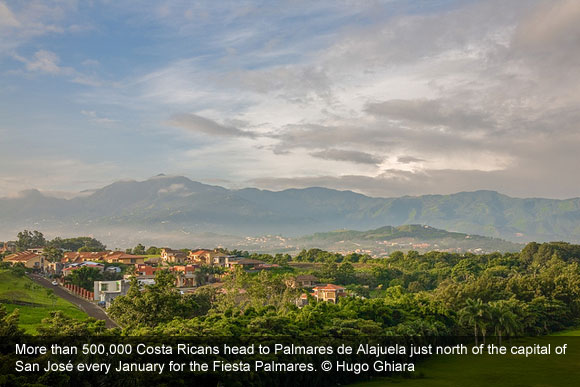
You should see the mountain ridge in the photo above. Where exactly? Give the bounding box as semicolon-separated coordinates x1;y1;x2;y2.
1;175;580;246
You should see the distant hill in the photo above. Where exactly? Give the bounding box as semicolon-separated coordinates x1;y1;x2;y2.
291;224;523;255
0;175;579;247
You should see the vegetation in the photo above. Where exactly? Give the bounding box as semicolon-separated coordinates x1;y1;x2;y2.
64;266;123;291
0;268;87;333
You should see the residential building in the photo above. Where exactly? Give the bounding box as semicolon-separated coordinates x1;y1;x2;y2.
225;258;265;269
94;280;130;307
0;241;16;254
286;274;319;288
160;248;188;264
311;284;346;303
104;252;145;265
62;251;110;263
4;251;46;270
62;261;105;276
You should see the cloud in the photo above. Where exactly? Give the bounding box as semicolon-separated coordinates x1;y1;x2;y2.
310;148;384;165
81;110;117;125
397;156;425;164
23;49;65;74
168;113;258;138
0;2;20;28
365;99;494;131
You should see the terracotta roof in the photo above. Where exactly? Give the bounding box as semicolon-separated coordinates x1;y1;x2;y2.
190;249;213;255
5;251;40;262
313;284;345;290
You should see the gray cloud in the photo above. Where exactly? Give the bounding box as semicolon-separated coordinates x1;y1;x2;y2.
397;156;425;164
365;99;494;131
168;113;258;138
310;149;384;165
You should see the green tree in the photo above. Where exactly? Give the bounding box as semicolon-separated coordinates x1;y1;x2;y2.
0;304;23;336
44;246;63;263
459;298;488;345
65;267;103;291
133;244;146;255
489;300;519;345
16;230;46;251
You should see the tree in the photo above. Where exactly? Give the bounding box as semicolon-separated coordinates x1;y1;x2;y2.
37;311;106;336
336;262;355;284
459;298;488;345
108;271;202;328
146;246;161;255
44;246;63;263
16;230;46;251
133;244;146;255
489;300;519;345
0;304;23;336
65;267;103;291
49;236;106;252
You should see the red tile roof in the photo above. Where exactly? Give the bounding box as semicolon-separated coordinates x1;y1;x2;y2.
313;284;345;290
5;251;40;262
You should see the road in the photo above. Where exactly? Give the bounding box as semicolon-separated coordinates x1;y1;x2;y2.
28;274;118;328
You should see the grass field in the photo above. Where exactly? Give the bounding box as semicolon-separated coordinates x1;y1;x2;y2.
0;269;87;333
351;331;580;387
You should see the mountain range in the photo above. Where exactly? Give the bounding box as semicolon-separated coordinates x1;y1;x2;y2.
0;175;579;247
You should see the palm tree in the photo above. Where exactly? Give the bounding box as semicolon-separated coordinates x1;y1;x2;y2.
489;300;520;345
459;298;487;346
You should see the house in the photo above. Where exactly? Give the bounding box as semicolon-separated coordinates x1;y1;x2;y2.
93;280;130;307
46;262;64;276
4;251;46;270
226;258;265;269
172;265;199;288
62;261;105;276
105;266;122;273
62;251;110;263
134;264;162;277
311;284;346;303
188;249;219;264
287;274;319;288
160;248;188;264
0;241;16;254
296;293;309;308
104;252;145;265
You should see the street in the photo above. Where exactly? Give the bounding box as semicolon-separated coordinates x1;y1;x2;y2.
28;274;118;328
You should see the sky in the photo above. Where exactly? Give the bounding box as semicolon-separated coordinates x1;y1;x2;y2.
1;0;579;199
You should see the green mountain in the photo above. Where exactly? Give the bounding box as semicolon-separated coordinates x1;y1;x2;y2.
292;224;523;255
0;175;579;247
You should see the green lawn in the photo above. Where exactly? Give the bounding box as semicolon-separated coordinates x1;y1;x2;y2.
351;331;580;387
0;269;87;333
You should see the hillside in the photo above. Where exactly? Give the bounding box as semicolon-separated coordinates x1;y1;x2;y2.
0;269;87;333
1;175;579;246
291;225;523;255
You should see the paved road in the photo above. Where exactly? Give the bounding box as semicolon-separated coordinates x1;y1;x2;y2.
28;274;118;328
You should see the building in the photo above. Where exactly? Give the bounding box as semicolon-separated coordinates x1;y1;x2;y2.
189;249;218;264
62;251;110;263
160;248;188;264
93;280;130;307
4;251;46;270
104;252;145;265
62;262;105;277
172;265;199;288
226;258;265;269
134;264;162;277
311;284;346;303
287;274;319;288
0;241;16;254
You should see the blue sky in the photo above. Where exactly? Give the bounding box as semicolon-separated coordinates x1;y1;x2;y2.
1;0;580;199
